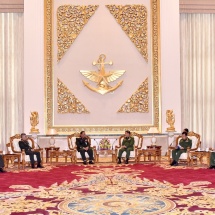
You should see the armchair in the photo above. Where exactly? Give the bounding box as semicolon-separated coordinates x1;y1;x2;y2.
8;134;43;169
168;131;201;165
115;132;143;163
67;133;97;164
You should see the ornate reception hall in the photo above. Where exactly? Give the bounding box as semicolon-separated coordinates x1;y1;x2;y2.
0;0;215;214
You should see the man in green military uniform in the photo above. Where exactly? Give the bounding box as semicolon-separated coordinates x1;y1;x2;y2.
117;130;134;164
171;132;192;166
209;152;215;169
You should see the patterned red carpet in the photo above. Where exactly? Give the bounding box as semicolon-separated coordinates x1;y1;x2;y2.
0;163;215;214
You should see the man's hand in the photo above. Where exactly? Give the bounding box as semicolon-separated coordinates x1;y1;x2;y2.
84;147;89;151
180;147;184;149
122;146;126;148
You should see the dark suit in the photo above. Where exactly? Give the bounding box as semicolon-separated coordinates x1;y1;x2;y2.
76;138;94;161
0;155;4;168
18;140;41;164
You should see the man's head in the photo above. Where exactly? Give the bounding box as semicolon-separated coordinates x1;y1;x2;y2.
21;133;27;141
182;131;188;140
125;130;131;137
183;128;189;133
80;131;86;138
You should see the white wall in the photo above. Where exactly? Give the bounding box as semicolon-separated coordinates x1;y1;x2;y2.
24;0;44;133
160;0;181;133
24;0;181;134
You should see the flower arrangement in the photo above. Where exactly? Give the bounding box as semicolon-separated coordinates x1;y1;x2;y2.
99;137;111;150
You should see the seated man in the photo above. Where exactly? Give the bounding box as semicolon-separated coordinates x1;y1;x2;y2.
19;133;44;169
209;151;215;169
76;131;94;165
183;128;189;133
117;130;134;164
0;154;6;173
171;132;192;166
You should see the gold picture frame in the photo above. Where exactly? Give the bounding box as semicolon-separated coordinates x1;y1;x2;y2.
44;0;161;134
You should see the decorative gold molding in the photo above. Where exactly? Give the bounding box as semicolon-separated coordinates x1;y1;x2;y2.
57;5;98;61
106;4;148;62
57;79;90;114
118;78;149;113
44;0;161;134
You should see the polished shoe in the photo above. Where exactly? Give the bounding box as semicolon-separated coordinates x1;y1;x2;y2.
170;160;176;166
173;162;178;166
125;158;129;164
37;164;44;168
117;158;121;164
31;164;35;169
0;168;6;173
209;165;215;169
89;161;94;164
83;161;87;165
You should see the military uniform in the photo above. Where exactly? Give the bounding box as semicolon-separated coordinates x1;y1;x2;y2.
76;138;94;161
0;155;4;168
209;152;215;166
19;140;42;165
118;137;134;159
172;138;192;162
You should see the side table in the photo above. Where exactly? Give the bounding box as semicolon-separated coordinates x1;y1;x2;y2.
45;147;60;163
2;154;21;169
96;150;116;163
137;148;161;163
50;150;74;164
189;151;210;167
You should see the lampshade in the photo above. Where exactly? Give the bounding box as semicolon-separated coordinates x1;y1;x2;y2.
148;127;159;134
47;128;58;135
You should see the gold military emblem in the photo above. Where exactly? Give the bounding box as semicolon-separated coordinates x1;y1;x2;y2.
80;54;126;95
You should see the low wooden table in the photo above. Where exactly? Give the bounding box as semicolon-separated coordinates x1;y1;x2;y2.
2;154;21;169
137;148;161;163
45;147;60;163
189;151;210;167
50;150;74;164
96;150;116;162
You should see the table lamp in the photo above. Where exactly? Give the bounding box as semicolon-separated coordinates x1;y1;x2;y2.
148;127;159;145
47;128;58;147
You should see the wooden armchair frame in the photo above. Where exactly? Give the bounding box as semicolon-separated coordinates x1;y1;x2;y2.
115;132;143;163
67;133;97;164
168;131;201;166
9;134;43;169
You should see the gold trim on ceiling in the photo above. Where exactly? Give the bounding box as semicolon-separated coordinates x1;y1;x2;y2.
44;0;161;134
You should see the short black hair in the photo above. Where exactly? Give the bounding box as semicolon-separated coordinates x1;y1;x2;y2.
184;128;189;133
125;130;131;134
182;131;188;136
80;131;85;135
21;133;26;138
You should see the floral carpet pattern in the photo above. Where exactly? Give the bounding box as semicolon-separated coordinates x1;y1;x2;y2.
0;164;215;214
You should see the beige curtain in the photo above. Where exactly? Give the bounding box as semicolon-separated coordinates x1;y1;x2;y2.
180;13;215;149
0;13;24;150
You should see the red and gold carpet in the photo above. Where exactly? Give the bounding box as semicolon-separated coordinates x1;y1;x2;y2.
0;162;215;214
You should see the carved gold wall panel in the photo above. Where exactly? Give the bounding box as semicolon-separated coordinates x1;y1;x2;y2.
57;5;98;61
106;4;148;62
44;0;161;134
57;79;90;114
118;78;149;113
